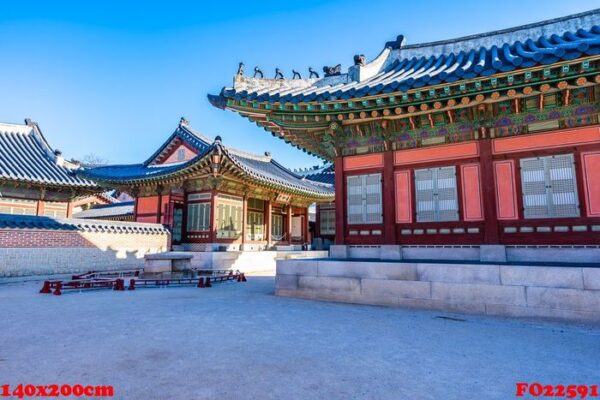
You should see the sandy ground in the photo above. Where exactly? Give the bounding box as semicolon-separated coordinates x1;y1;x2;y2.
1;276;599;400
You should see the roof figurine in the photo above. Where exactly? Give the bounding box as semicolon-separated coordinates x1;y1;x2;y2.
208;9;600;159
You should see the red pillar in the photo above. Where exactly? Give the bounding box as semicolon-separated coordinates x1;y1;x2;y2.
334;156;345;245
303;207;310;246
156;189;163;224
209;190;217;243
383;151;397;244
66;201;74;218
265;199;272;247
36;200;45;216
286;205;293;244
479;139;500;244
241;195;248;247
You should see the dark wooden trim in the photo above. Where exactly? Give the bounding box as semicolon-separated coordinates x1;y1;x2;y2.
334;157;345;245
382;151;396;244
479;139;500;243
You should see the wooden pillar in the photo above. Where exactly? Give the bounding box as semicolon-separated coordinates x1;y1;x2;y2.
286;204;293;244
66;201;74;218
383;151;397;244
156;187;163;224
303;206;310;247
209;190;217;243
265;199;272;247
241;195;248;248
36;200;45;216
334;156;345;244
479;139;500;244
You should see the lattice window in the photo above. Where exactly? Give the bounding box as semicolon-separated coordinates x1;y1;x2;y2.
414;166;459;222
187;203;211;231
271;214;284;240
247;211;264;241
177;148;186;161
215;197;242;239
520;154;580;219
320;209;336;235
346;173;382;225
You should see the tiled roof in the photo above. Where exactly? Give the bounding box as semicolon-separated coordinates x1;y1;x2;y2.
0;120;95;188
210;9;600;105
0;213;167;234
144;118;211;165
80;120;334;199
73;201;134;219
293;164;335;186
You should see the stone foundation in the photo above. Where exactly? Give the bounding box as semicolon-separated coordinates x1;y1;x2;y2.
188;250;328;274
276;259;600;323
329;244;600;264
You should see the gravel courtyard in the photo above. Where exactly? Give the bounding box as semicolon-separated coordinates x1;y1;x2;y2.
1;276;599;399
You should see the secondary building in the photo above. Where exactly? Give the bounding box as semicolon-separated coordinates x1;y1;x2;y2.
81;118;334;250
209;9;600;247
0;119;97;217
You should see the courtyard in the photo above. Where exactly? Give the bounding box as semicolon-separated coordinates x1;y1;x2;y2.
1;276;599;400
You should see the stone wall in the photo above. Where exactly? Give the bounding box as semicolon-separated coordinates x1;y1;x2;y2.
276;259;600;323
330;244;600;263
0;219;170;278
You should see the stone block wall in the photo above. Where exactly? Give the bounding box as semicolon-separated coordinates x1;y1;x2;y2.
276;259;600;323
0;220;169;277
330;244;600;264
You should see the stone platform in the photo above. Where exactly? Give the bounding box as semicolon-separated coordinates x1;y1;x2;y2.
144;250;328;275
276;258;600;324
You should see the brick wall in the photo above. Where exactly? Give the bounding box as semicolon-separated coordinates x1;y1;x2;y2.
0;224;170;278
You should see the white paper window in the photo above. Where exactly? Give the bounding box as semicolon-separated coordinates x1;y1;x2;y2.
292;216;303;240
271;214;284;240
247;211;264;241
346;173;382;224
215;197;242;239
520;154;579;219
187;203;211;231
177;148;186;161
414;166;459;222
320;209;336;235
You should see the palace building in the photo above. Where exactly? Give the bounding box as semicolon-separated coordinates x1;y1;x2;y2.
0;119;97;217
81;118;334;250
209;10;600;247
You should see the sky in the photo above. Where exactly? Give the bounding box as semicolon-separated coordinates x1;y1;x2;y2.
0;0;598;168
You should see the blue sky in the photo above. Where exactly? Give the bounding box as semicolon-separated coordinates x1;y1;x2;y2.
1;1;598;168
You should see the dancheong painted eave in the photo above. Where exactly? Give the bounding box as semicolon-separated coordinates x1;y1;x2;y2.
79;119;334;200
208;9;600;160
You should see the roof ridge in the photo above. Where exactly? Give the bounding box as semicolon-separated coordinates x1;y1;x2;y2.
225;146;273;162
178;121;213;145
402;8;600;51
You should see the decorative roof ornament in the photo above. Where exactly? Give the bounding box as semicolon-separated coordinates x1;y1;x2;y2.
179;116;188;126
274;68;284;79
253;67;263;78
292;70;302;79
385;34;405;50
353;54;366;66
323;64;342;77
308;67;319;79
237;62;244;76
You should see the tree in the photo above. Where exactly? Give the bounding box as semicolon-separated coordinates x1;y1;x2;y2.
79;153;109;167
